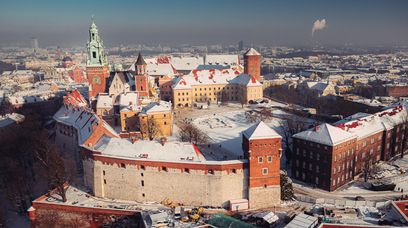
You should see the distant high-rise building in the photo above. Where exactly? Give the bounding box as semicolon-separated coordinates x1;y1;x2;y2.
31;37;39;50
238;40;244;51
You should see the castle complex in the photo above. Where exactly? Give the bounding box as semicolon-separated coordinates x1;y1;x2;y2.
51;19;281;210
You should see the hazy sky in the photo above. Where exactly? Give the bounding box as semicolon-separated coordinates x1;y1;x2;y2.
0;0;407;47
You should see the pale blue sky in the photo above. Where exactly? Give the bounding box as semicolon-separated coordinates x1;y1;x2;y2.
0;0;407;47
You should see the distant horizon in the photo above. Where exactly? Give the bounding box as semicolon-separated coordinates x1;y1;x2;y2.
0;0;407;48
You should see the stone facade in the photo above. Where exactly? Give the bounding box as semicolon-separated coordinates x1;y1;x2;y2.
83;157;248;208
249;186;280;209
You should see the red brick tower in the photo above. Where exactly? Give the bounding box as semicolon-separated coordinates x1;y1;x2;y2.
244;48;261;82
134;53;149;97
242;121;281;209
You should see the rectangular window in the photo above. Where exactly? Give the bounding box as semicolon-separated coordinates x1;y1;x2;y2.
258;157;263;163
267;156;272;163
262;168;268;175
141;180;144;186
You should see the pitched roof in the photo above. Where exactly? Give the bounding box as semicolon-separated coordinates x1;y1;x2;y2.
243;121;281;140
293;123;355;146
230;73;261;87
135;53;146;65
244;48;260;56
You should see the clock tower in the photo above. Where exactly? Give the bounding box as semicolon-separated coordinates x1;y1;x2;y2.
86;17;110;100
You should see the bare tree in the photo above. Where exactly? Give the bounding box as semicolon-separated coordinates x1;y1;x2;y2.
362;161;374;182
178;119;210;145
33;134;71;202
244;110;259;123
259;107;273;121
143;116;160;140
279;118;307;165
0;99;14;116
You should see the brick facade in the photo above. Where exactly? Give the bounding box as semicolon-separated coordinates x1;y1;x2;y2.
244;55;261;82
87;65;110;99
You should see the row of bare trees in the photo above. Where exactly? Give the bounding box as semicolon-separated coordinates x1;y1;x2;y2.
178;119;210;145
0;112;72;220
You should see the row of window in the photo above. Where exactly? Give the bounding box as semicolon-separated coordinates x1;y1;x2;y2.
258;156;273;164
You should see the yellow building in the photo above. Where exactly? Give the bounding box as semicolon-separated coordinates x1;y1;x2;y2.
172;68;263;108
138;101;173;139
119;100;173;139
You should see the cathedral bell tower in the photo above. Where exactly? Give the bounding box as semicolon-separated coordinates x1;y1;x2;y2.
134;53;149;98
86;17;110;100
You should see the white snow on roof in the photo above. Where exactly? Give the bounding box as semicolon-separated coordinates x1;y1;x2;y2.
244;48;260;56
375;105;407;130
93;137;205;163
169;56;204;71
230;73;262;87
293;123;356;146
119;92;138;109
172;68;260;90
96;94;113;109
54;106;98;144
0;113;25;128
54;105;119;145
243;121;281;140
306;82;331;92
336;115;384;139
204;54;239;66
140;100;171;114
129;58;176;77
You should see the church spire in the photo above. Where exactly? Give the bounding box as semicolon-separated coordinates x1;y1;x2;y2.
86;17;108;66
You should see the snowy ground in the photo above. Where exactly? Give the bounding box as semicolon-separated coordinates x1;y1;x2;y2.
188;104;314;164
192;110;284;160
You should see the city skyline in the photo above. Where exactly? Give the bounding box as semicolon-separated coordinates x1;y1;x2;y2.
0;0;407;47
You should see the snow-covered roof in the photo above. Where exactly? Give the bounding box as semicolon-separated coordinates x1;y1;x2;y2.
204;54;240;66
129;58;176;77
169;56;204;71
244;48;260;56
140;100;171;115
306;82;331;92
243;121;281;140
93;137;206;163
54;107;98;144
96;94;113;109
335;115;384;139
54;106;118;145
119;92;138;108
375;105;407;130
293;123;356;146
0;113;25;128
230;73;262;87
171;67;259;90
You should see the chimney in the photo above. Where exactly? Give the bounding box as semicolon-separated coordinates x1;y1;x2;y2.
160;137;167;146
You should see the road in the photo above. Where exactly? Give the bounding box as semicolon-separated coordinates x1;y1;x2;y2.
293;182;405;202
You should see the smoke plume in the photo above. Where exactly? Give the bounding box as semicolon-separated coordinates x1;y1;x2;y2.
312;19;327;37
